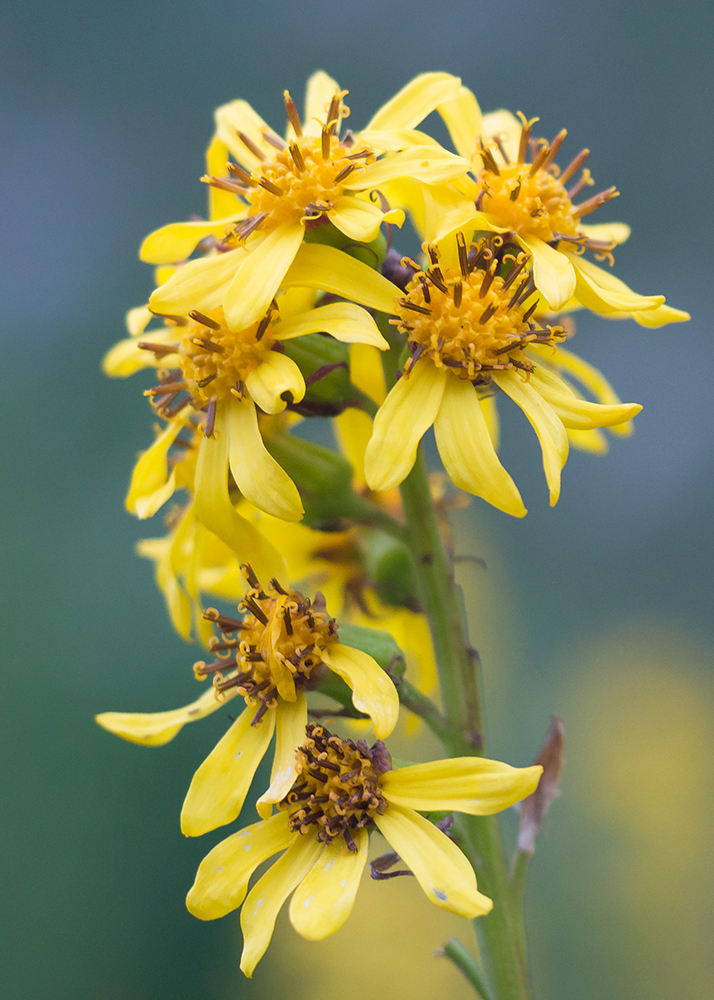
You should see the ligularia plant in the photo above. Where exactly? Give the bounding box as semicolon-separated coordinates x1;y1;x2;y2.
98;70;688;998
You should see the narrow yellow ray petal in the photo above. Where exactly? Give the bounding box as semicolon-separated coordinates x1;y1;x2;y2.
126;305;153;336
240;835;324;978
256;693;308;819
365;73;462;132
349;342;387;404
205;136;243;220
226;398;303;521
480;392;500;450
375;804;492;917
273;301;388;349
437;85;482;160
347;146;470;189
495;371;569;506
578;221;631;245
214;99;281;169
95;686;230;747
245;352;305;415
528;368;642;429
517;234;576;311
358;128;441;151
321;643;399;739
187;812;294;920
194;414;287;580
330;195;403;242
223;222;304;332
481;109;522;164
289;828;368;940
434;378;527;517
382;757;542;815
364;363;447;492
125;413;189;518
283;243;401;315
425;191;484;245
180;704;276;837
632;303;691;327
303;71;341;135
564;252;665;313
149;249;241;317
140;215;245;265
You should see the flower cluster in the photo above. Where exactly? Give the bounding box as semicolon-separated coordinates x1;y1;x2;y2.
98;70;687;976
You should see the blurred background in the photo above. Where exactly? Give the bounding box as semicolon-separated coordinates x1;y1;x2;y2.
2;0;713;997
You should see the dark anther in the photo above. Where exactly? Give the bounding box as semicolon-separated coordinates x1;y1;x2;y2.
541;128;567;171
501;256;528;292
242;597;269;626
479;142;500;176
283;606;293;635
227;162;257;187
138;341;178;356
493;133;510;164
453;280;463;308
258;177;284;197
283;91;303;137
559;148;590;185
308;768;327;783
251;701;271;727
196;373;217;388
237;130;265;162
304;360;349;387
321;124;331;161
262;130;287;151
479;302;497;324
204;398;217;438
456;232;469;277
191;336;224;353
479;262;497;298
289;141;305;172
255;312;272;341
521;300;540;324
334;162;356;183
242;564;261;588
507;278;531;311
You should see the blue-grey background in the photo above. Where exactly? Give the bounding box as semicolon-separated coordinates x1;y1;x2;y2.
2;1;713;998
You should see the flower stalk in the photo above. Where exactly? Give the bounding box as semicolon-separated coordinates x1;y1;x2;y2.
398;440;532;1000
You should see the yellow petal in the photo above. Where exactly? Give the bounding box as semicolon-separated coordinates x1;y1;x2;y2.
194;420;288;581
321;643;399;739
223;222;304;332
565;252;665;314
273;301;388;349
433;379;526;517
284;242;401;315
528;367;642;430
632;303;691;327
425;190;483;245
349;342;387;404
245;352;305;415
382;757;543;815
437;85;482;161
214;99;281;169
240;834;324;978
126;414;189;519
330;195;403;242
578;221;631;245
481;109;522;164
364;363;447;492
187;812;294;920
365;73;462;132
140;215;245;265
358;128;441;152
516;234;576;311
334;408;373;488
126;305;153;336
206;135;243;220
480;392;500;450
256;693;308;819
180;704;276;837
494;371;569;506
149;249;241;317
347;146;470;189
304;71;341;135
374;804;492;918
102;330;179;377
226;398;304;521
95;686;230;747
289;828;368;940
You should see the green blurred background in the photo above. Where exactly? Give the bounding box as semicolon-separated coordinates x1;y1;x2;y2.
2;1;713;997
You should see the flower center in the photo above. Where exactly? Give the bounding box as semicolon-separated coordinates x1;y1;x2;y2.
475;114;619;249
194;565;338;725
213;90;376;240
177;308;274;406
279;723;391;850
394;238;565;382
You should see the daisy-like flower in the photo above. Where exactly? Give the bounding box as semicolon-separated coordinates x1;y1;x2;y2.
96;566;399;835
105;254;399;531
185;722;542;976
364;235;643;513
142;71;469;332
414;87;689;323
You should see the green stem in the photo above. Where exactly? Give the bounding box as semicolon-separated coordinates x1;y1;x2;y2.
396;677;451;745
399;446;532;1000
442;938;494;1000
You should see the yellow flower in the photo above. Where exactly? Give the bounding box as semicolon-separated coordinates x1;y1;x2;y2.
185;722;542;976
96;568;399;835
105;261;398;531
364;235;643;513
406;87;688;323
142;72;469;332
